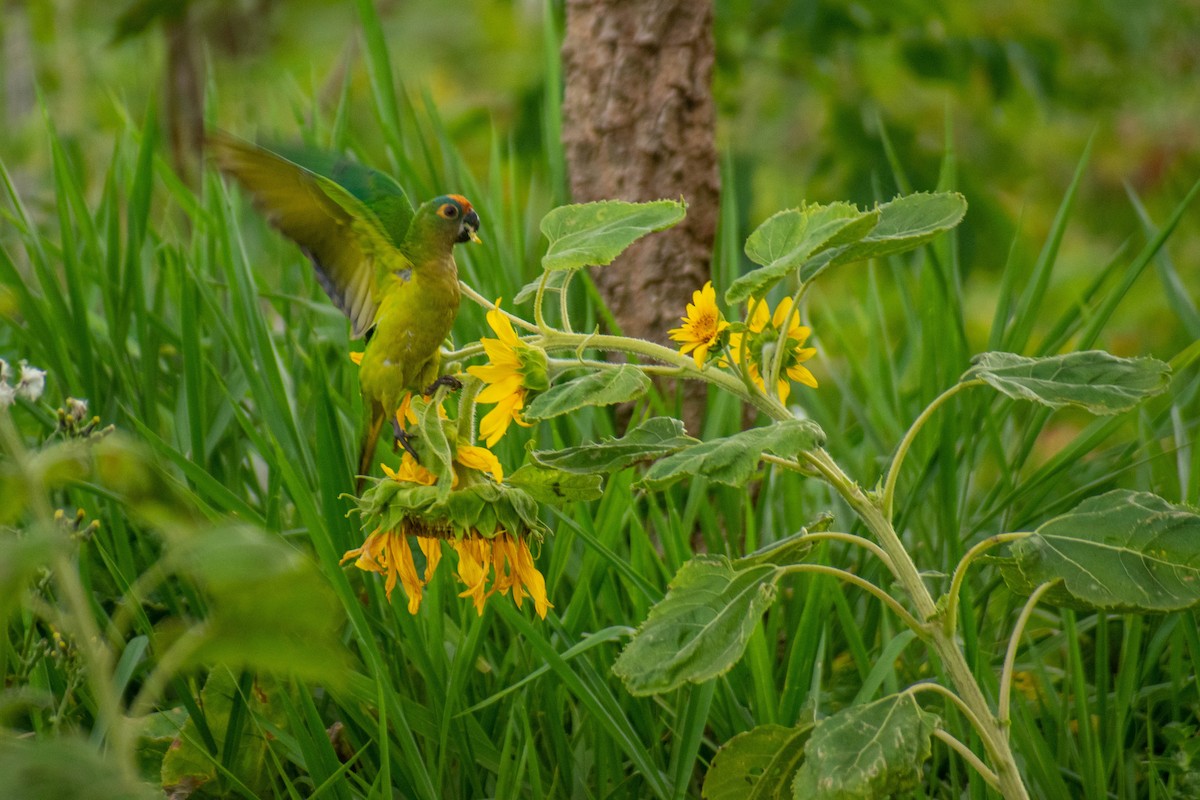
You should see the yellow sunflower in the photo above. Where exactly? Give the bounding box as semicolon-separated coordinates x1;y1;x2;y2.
467;300;548;446
729;296;818;403
668;281;729;367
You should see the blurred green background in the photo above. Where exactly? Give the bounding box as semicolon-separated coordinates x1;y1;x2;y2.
5;0;1197;359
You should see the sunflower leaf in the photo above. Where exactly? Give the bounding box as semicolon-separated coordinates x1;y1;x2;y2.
541;200;687;272
613;555;782;695
524;365;651;420
161;668;287;797
963;351;1171;414
702;723;814;800
726;202;879;304
531;416;698;474
993;490;1200;612
799;192;968;283
507;463;604;504
791;692;940;799
638;419;825;490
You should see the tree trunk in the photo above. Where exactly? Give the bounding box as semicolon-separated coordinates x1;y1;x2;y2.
561;0;720;434
165;11;204;187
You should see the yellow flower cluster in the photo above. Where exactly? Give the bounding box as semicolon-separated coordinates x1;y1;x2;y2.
669;283;818;402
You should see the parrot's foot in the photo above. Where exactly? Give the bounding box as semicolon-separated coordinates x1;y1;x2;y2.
392;420;420;463
424;374;463;395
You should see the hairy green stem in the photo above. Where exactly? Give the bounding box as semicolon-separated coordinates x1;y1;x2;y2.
803;447;1031;799
999;581;1057;725
765;283;809;396
129;627;210;720
779;563;923;632
773;528;898;579
535;329;786;420
881;380;984;520
458;281;540;333
933;729;1001;789
559;270;575;334
943;532;1032;636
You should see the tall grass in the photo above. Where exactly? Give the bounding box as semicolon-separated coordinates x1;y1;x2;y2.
2;4;1199;799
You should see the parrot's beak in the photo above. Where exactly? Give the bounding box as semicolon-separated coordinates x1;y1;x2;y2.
459;208;482;244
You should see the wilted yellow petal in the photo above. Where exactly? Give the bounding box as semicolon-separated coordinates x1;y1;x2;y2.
418;536;442;583
515;537;552;619
456;442;504;482
453;537;490;616
395;534;424;614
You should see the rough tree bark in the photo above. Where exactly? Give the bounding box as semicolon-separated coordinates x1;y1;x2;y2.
561;0;720;432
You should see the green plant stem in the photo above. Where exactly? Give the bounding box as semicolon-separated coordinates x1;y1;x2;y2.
456;376;482;444
559;270;575;334
0;414;135;782
999;581;1057;725
779;564;923;632
881;380;984;521
933;729;1000;789
546;357;685;378
458;281;540;333
534;272;551;332
908;681;994;752
774;528;898;578
765;282;809;395
535;329;786;419
943;532;1032;636
802;446;1031;799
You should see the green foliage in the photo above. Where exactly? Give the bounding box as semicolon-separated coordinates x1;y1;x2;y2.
640;419;825;490
702;723;812;800
169;526;348;681
996;490;1200;612
523;364;651;420
964;351;1172;414
791;693;940;799
612;556;782;695
540;199;687;271
160;669;285;797
0;736;157;800
728;192;966;302
530;416;698;474
506;463;604;503
729;201;879;303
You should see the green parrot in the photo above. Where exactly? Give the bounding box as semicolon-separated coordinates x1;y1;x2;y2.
208;132;481;488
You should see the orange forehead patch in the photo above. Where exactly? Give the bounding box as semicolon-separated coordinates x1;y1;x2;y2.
446;194;473;212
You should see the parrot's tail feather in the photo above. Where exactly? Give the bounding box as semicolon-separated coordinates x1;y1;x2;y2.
356;405;385;494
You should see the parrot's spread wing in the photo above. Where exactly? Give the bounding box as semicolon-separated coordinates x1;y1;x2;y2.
209;132;407;338
265;143;416;247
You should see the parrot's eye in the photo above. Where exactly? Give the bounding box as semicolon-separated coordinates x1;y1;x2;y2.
438;203;460;219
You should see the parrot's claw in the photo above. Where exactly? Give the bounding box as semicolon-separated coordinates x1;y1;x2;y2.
392;422;420;463
424;374;463;395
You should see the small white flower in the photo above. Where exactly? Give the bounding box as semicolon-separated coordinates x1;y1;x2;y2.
16;361;46;402
66;397;89;422
0;359;10;385
0;381;15;409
